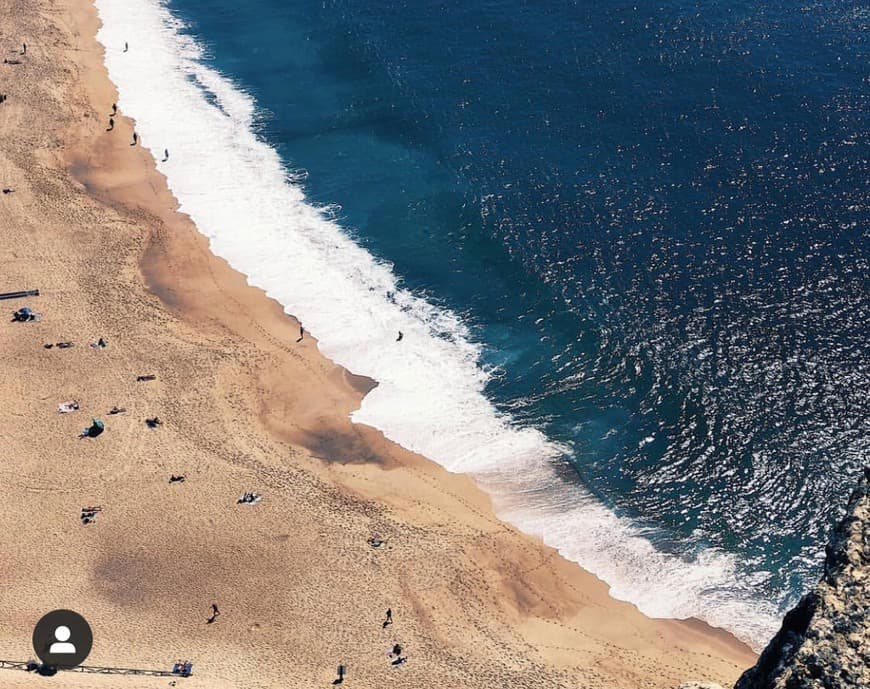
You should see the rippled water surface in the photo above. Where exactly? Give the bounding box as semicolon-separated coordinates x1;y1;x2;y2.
109;0;868;644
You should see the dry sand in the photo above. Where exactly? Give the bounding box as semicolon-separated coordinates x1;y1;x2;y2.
0;1;757;687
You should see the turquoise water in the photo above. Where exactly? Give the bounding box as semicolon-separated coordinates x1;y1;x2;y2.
96;0;868;645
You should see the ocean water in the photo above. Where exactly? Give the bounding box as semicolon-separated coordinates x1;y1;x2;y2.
92;0;868;647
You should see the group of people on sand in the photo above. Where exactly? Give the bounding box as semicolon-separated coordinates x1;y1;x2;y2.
334;608;408;683
10;36;415;677
105;46;173;162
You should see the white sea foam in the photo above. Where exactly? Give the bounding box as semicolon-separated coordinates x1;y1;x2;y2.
94;0;780;647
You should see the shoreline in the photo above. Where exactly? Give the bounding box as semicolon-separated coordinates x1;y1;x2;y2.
0;1;756;687
89;0;777;647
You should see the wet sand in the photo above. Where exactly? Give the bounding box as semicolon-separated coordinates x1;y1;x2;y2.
0;1;756;687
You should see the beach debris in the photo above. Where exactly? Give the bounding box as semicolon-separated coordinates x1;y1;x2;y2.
79;418;105;438
136;374;156;382
145;416;162;429
11;307;40;322
108;405;126;415
58;401;80;414
0;289;38;300
237;491;262;505
169;474;186;484
80;506;102;525
90;337;107;349
170;660;192;677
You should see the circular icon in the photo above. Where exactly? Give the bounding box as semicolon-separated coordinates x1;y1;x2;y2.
32;610;93;668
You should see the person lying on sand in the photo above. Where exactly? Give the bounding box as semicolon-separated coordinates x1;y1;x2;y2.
169;474;186;484
206;604;220;624
108;405;126;415
368;533;386;548
12;307;40;322
80;506;102;525
145;417;162;429
80;418;105;438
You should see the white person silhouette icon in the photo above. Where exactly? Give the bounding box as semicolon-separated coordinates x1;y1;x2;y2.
33;610;93;668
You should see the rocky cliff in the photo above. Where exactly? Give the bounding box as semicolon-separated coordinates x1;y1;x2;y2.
733;467;869;689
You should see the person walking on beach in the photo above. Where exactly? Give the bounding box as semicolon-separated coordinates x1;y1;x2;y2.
207;603;220;623
131;131;138;146
383;608;392;628
107;117;114;132
124;41;129;53
162;148;169;161
396;331;403;342
296;325;304;343
111;103;117;116
22;43;26;55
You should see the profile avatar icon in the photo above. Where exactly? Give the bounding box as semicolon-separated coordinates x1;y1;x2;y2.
49;625;76;654
32;609;93;668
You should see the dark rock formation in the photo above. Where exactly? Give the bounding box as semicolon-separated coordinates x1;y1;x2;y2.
734;467;869;689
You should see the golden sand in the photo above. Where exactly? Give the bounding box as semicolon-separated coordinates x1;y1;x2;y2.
0;1;756;687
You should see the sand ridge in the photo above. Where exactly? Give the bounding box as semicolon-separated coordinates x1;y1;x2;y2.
0;1;756;687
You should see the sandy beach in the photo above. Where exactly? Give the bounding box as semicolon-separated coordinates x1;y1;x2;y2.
0;1;757;687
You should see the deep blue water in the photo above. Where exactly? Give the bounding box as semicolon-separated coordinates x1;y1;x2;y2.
165;0;868;630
